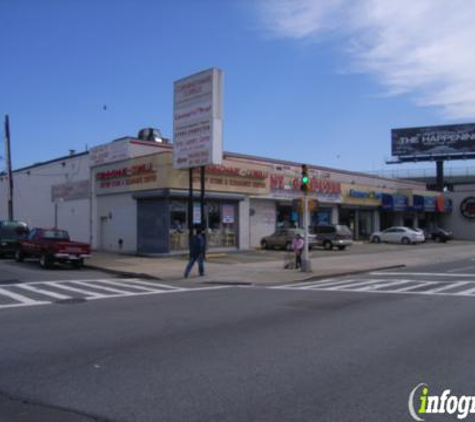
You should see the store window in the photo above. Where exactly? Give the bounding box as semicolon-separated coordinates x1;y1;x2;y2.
168;200;238;250
358;210;373;239
169;201;188;251
312;208;332;226
207;201;238;248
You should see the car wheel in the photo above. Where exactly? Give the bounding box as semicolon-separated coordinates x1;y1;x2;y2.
401;237;410;245
71;259;84;269
372;236;381;243
261;240;268;250
40;253;53;269
14;249;24;262
337;246;346;251
323;240;333;250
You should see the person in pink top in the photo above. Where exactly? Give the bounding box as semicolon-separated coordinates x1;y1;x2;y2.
293;233;304;269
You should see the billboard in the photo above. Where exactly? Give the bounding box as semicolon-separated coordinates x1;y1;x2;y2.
391;123;475;158
173;68;223;169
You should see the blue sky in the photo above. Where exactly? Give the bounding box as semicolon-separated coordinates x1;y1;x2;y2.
1;0;474;174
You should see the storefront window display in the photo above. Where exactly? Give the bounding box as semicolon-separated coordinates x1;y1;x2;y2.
169;201;188;251
312;208;332;225
169;200;238;251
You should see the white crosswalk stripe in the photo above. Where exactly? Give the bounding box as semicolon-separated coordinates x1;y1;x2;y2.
272;272;475;298
0;278;228;310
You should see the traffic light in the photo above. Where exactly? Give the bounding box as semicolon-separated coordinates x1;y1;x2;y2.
300;164;310;193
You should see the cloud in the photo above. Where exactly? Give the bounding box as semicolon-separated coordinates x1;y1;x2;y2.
256;0;475;119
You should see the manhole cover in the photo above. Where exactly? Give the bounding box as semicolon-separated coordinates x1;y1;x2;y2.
55;298;87;305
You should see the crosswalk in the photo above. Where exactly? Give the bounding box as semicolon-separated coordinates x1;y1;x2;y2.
0;278;226;310
272;272;475;298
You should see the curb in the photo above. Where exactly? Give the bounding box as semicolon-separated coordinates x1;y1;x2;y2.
85;264;406;286
295;264;407;284
85;265;162;281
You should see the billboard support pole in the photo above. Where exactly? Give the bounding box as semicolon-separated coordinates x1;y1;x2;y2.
436;160;444;192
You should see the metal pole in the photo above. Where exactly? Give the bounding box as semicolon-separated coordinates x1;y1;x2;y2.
200;166;206;258
302;193;312;272
436;160;444;192
4;115;14;220
188;168;193;259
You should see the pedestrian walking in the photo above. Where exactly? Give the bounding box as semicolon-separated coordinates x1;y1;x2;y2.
184;227;206;278
293;233;304;269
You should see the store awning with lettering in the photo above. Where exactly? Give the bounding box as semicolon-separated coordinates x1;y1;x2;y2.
381;193;408;211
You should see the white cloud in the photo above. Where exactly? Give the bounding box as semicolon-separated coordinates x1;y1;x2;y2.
257;0;475;119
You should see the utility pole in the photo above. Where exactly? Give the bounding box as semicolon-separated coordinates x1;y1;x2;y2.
4;115;14;220
300;165;312;273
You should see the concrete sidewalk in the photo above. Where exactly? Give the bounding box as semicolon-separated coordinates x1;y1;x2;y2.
86;241;475;286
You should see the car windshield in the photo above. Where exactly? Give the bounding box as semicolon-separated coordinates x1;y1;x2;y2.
335;225;352;234
42;230;70;241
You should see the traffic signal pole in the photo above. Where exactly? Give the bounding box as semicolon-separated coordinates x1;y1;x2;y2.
300;164;312;272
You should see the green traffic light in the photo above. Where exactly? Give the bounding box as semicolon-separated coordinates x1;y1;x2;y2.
302;175;309;184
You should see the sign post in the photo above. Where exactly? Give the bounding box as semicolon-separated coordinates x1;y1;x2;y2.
173;68;223;255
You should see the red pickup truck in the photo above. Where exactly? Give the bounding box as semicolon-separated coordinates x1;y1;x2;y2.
15;228;91;269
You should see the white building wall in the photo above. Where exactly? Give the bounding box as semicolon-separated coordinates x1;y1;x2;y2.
249;199;276;248
96;194;137;252
443;188;475;240
0;154;90;243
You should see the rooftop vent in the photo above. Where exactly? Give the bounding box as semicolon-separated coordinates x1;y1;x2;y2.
137;128;168;143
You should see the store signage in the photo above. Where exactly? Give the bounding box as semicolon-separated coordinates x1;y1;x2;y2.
349;189;382;200
51;180;90;202
382;194;408;211
413;195;437;212
460;197;475;219
89;141;129;166
95;162;157;191
222;204;234;224
392;123;475;158
173;68;223;169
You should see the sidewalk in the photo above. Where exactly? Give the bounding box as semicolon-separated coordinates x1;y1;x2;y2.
87;241;475;286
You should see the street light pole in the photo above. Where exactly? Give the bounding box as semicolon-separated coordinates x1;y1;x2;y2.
4;115;14;220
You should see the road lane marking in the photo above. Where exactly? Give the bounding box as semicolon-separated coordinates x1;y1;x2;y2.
424;281;471;294
71;281;138;294
0;287;38;304
350;279;416;292
93;279;157;292
15;284;71;300
45;282;106;298
371;272;475;278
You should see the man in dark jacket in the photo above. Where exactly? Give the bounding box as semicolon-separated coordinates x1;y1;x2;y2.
184;227;206;278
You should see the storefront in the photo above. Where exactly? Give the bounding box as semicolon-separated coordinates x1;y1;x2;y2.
340;186;382;239
93;152;269;253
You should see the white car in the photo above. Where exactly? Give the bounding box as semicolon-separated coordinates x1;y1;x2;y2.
370;226;425;245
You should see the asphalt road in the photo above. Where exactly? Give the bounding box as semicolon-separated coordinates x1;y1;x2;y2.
1;258;475;422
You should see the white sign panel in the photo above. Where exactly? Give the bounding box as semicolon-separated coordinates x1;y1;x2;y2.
173;68;223;169
89;141;129;166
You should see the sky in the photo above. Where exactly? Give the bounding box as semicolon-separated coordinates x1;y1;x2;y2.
1;0;475;176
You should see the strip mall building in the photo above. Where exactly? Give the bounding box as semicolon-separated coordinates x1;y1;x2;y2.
0;135;452;254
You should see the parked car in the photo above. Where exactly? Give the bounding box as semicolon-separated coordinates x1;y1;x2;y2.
370;226;425;245
260;228;318;250
311;224;353;250
0;220;29;257
15;228;91;269
426;227;453;243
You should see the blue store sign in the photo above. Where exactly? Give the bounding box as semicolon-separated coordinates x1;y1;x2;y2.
382;194;408;211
